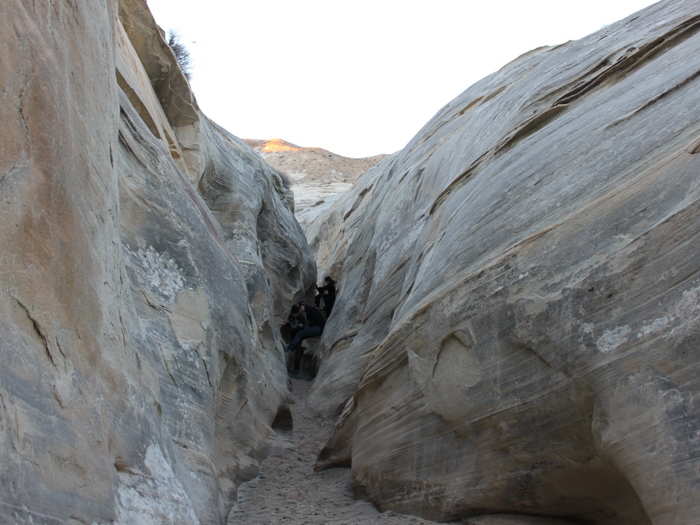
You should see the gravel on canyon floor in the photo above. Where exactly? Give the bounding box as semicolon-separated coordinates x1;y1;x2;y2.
227;378;438;525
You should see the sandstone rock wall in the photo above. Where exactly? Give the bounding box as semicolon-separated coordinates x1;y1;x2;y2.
0;1;314;524
308;1;700;523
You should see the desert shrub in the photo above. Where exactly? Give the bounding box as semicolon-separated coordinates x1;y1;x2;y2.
167;31;192;80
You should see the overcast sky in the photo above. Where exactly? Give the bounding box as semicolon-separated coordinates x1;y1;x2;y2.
146;0;657;158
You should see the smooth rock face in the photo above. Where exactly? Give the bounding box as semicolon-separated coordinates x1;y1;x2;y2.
0;1;313;524
308;1;700;524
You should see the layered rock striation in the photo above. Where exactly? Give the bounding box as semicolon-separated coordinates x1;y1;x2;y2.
308;1;700;523
0;1;314;524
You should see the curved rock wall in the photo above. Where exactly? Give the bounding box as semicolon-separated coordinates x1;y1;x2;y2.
308;1;700;523
0;1;314;524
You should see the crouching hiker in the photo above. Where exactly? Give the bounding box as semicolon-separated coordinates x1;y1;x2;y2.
286;303;325;373
317;276;337;318
285;304;304;340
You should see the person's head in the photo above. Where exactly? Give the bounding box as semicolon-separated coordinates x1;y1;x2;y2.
325;276;335;284
290;304;300;315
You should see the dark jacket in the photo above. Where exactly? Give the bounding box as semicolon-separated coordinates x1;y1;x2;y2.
304;305;325;328
318;281;336;311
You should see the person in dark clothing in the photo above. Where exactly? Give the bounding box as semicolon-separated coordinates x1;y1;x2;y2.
285;303;304;341
317;276;337;318
303;303;325;329
286;303;325;372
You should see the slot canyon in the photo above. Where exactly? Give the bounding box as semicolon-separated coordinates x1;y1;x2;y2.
1;1;699;524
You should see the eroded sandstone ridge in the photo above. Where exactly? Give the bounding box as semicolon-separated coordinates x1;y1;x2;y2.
1;1;314;523
308;1;700;523
246;138;386;226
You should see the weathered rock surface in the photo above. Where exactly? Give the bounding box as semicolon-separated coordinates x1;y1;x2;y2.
308;1;700;523
246;138;386;226
0;1;313;524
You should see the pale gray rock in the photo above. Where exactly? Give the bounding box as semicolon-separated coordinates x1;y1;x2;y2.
0;1;313;524
198;123;314;335
308;1;700;524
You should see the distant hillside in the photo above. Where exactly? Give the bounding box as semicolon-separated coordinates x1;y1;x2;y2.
245;138;386;225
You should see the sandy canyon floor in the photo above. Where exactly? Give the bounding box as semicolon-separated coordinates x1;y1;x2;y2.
228;379;437;525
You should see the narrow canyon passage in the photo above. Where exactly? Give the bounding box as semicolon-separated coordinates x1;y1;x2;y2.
3;1;699;523
227;378;437;525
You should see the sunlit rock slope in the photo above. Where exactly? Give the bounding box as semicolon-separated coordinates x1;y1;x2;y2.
0;1;314;523
307;1;700;523
246;138;386;226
